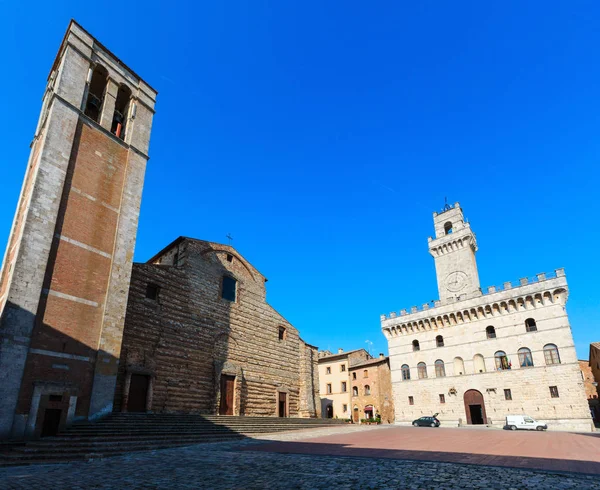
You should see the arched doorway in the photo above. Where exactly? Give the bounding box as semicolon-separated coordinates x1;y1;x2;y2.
463;389;487;425
326;404;333;418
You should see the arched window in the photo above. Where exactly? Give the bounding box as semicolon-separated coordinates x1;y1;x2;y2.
412;340;420;352
401;364;411;380
544;344;561;365
495;350;510;370
112;84;132;140
435;360;445;377
364;385;371;396
417;362;427;379
436;335;444;347
352;386;358;396
453;357;465;375
444;222;453;235
486;326;496;339
518;347;534;367
473;354;486;373
525;318;537;332
84;64;108;122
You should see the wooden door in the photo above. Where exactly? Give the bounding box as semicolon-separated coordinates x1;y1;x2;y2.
353;408;359;422
278;392;287;417
219;375;235;415
463;389;487;425
128;374;150;412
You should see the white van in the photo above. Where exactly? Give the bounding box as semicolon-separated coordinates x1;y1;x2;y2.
505;415;547;431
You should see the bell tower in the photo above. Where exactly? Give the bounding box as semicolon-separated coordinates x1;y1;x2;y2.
0;21;156;439
428;202;480;303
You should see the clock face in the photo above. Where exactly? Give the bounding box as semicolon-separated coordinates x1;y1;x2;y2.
445;271;468;292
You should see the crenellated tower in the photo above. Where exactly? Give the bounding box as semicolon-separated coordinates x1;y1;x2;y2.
0;21;156;439
428;202;480;303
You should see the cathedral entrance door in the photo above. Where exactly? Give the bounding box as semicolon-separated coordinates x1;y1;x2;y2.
464;389;487;425
219;375;235;415
128;374;150;412
278;392;287;417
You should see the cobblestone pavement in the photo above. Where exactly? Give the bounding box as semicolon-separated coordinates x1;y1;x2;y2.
1;426;599;489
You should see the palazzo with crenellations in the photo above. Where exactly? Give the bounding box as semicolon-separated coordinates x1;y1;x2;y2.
381;203;594;432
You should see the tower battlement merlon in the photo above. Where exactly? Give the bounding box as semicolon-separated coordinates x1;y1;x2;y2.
380;268;568;326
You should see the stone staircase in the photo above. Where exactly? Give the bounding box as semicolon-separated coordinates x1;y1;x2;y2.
0;413;347;466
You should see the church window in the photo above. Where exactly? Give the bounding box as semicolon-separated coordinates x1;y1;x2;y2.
504;389;512;400
221;276;237;302
364;385;371;395
518;347;534;367
326;383;332;394
494;351;510;370
352;386;358;396
525;318;537;332
111;84;132;140
278;326;287;341
543;344;561;365
408;396;414;405
435;360;446;377
439;394;445;404
412;340;420;351
486;326;496;339
417;362;427;379
444;222;453;235
226;253;233;262
436;335;444;347
549;386;559;398
84;64;108;122
454;356;465;375
401;364;411;380
145;283;159;301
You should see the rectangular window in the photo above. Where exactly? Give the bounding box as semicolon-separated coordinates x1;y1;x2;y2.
221;276;237;302
549;386;559;398
439;394;445;404
226;253;233;262
341;364;346;372
363;370;368;378
278;326;286;341
352;372;357;380
341;382;347;393
326;383;332;394
145;283;160;301
326;367;331;375
343;404;348;413
408;396;414;405
504;389;512;400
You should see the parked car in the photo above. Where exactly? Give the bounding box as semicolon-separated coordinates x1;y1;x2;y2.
504;415;547;431
412;416;440;427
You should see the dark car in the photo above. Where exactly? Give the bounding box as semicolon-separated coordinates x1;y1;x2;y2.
412;416;440;427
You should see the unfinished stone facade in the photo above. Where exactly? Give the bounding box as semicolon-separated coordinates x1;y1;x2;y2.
114;237;320;418
0;21;156;439
349;355;395;424
318;349;371;420
381;203;594;432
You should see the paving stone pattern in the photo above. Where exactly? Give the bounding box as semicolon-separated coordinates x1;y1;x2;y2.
0;426;599;489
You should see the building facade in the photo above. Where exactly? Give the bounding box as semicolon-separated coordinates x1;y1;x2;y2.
588;342;600;422
349;355;395;424
114;237;320;418
0;21;156;439
318;349;370;420
381;202;593;432
579;359;599;423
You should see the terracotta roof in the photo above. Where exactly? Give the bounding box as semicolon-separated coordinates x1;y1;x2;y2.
318;349;370;363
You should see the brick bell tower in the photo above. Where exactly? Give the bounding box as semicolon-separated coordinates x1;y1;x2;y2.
428;202;481;304
0;21;156;439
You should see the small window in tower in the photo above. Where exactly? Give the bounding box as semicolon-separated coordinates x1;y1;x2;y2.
221;276;237;302
439;394;445;404
278;326;287;341
444;222;453;235
145;283;160;301
111;84;132;140
84;64;108;123
504;389;512;400
226;253;233;262
408;396;414;405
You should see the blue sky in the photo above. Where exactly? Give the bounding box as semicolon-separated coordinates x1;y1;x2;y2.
0;2;598;359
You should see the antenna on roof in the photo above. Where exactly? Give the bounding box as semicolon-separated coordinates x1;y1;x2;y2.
365;340;373;357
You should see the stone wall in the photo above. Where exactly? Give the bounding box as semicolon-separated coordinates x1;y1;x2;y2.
349;357;394;424
115;238;319;417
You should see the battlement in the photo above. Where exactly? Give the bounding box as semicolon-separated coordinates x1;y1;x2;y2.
380;268;566;321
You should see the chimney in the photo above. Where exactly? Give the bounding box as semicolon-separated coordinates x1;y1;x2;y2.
379;353;385;359
338;348;344;354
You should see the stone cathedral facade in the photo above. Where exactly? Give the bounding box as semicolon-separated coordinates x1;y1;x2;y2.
381;203;593;432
